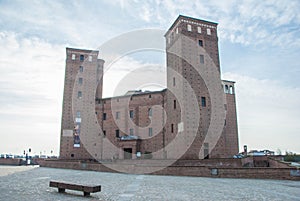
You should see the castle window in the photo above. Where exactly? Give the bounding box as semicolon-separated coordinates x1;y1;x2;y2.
88;55;92;62
129;110;134;118
79;66;83;72
201;97;206;107
171;124;174;133
200;55;204;64
225;85;229;93
187;24;192;31
229;86;234;94
77;91;82;98
204;143;209;159
103;130;106;138
173;100;176;109
129;128;134;136
80;55;84;61
198;40;203;47
173;77;176;86
115;129;120;138
78;78;83;85
149;94;151;98
207;28;211;35
116;111;120;119
197;27;201;33
103;113;107;120
149;127;153;137
71;54;76;60
148;108;152;117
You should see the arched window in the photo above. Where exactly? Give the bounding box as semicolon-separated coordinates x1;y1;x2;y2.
225;85;229;93
229;86;234;94
148;108;152;117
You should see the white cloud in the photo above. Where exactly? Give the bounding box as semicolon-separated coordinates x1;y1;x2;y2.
223;72;300;153
113;0;300;49
0;32;65;155
103;55;166;97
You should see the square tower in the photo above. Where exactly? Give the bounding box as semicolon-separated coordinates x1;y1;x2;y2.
60;48;104;160
164;15;238;159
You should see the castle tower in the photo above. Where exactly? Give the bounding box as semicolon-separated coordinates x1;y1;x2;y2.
59;48;104;160
164;15;238;159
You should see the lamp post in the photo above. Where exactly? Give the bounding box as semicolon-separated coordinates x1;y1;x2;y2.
24;148;31;165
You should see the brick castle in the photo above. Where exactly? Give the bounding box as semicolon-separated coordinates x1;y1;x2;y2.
59;15;239;161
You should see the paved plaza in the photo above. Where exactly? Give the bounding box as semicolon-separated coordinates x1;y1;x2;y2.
0;166;299;201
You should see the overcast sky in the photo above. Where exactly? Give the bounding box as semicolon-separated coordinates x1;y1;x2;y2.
0;0;299;155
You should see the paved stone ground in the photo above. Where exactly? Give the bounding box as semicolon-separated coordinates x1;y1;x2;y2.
0;166;299;201
0;165;38;177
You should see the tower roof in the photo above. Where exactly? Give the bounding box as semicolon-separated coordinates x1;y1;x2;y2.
165;15;218;36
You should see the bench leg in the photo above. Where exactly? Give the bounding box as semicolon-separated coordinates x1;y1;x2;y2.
58;188;65;193
84;192;90;196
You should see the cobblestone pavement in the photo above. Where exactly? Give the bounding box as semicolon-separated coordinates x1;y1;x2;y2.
0;166;299;201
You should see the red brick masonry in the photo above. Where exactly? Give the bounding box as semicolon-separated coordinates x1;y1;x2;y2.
39;158;300;181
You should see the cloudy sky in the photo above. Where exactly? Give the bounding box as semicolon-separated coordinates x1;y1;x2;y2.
0;0;299;155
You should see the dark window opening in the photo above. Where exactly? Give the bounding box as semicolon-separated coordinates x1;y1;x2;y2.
80;55;84;61
204;143;209;159
78;91;82;98
71;154;74;158
201;97;206;107
129;128;134;135
115;129;120;138
198;40;203;47
149;127;153;137
129;110;134;118
103;113;107;120
171;124;174;133
200;55;204;64
225;85;229;93
103;130;106;137
124;148;132;159
78;78;83;85
173;100;176;109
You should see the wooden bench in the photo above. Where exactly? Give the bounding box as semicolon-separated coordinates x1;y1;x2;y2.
49;181;101;196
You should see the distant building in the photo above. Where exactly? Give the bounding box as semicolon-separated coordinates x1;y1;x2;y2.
59;15;239;160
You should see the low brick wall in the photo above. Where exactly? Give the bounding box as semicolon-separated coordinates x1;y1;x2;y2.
38;159;117;173
214;167;299;180
39;159;300;180
0;158;22;166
